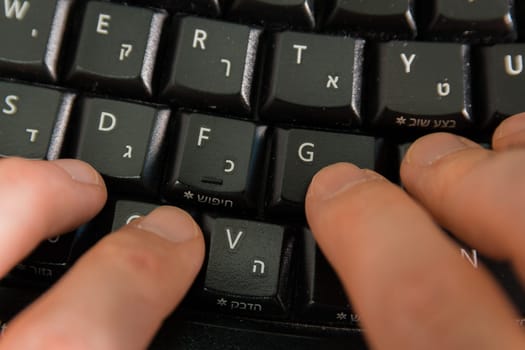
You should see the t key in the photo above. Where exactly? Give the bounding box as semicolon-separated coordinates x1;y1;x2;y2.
0;0;72;81
0;81;73;159
368;41;473;133
161;17;260;116
261;31;364;127
74;97;170;195
67;1;166;97
163;113;267;212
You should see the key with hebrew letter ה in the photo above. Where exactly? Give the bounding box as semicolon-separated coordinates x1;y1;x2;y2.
197;216;293;318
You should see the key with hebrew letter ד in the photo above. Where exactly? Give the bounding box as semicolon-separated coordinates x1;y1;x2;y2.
73;97;169;195
0;81;73;159
0;0;72;82
67;1;166;97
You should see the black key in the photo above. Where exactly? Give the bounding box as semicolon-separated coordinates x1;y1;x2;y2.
163;113;267;212
67;1;166;97
135;0;222;17
199;216;293;318
369;41;473;133
0;81;73;159
74;97;170;195
228;0;315;29
0;0;71;81
269;128;377;214
111;200;159;231
323;0;416;39
424;0;516;41
161;17;260;116
476;44;525;129
261;31;364;127
8;232;76;285
300;230;357;326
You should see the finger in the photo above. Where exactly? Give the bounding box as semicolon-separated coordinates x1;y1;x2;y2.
0;206;205;350
400;133;525;275
306;163;525;350
0;158;107;277
493;113;525;151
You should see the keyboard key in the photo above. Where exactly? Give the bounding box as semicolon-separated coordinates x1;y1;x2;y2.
0;0;71;81
424;0;516;41
111;200;159;231
368;41;473;133
136;0;223;17
161;17;260;116
8;232;77;285
261;31;364;127
476;44;525;129
163;113;267;212
73;97;170;195
0;81;73;159
268;128;378;215
323;0;416;39
300;230;356;326
199;216;292;318
67;1;166;97
228;0;315;29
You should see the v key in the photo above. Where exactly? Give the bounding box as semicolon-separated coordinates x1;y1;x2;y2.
226;228;244;250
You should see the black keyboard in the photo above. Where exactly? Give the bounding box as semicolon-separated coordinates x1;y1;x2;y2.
1;0;525;348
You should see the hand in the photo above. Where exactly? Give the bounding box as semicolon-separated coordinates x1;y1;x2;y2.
0;158;205;349
305;113;525;349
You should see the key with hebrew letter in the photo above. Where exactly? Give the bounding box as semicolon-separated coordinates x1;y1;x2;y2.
67;1;166;97
73;97;169;195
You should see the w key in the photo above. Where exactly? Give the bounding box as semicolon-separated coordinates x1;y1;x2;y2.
0;0;72;81
369;41;473;133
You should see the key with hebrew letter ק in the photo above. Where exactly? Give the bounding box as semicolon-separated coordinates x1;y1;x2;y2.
66;1;166;97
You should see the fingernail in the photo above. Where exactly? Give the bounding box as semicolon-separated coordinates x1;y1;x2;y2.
308;163;382;201
136;206;199;243
52;159;101;185
494;113;525;141
404;133;475;166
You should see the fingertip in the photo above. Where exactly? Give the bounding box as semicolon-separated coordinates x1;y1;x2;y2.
493;113;525;150
50;159;103;186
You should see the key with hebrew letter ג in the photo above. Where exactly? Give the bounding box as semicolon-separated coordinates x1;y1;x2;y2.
66;1;166;97
73;97;170;195
0;0;72;82
0;81;73;159
163;113;267;213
